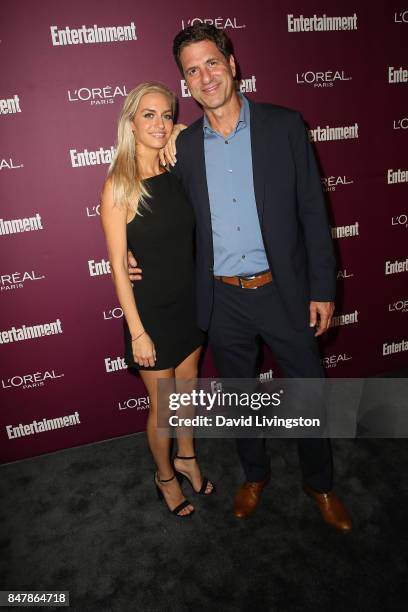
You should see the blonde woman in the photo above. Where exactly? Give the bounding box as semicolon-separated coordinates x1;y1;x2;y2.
100;83;214;518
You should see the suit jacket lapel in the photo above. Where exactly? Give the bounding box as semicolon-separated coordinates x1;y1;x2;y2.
188;121;214;251
249;99;266;224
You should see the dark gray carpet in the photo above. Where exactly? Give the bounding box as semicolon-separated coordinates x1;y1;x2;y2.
1;434;408;611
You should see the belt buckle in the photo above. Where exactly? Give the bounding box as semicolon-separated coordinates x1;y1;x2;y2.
239;274;256;289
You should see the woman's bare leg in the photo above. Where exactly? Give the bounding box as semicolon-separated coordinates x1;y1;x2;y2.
173;347;214;494
140;368;194;515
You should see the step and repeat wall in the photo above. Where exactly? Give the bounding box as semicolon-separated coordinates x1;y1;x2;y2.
1;1;407;463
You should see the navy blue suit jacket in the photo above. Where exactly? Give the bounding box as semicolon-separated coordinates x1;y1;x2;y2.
172;98;336;331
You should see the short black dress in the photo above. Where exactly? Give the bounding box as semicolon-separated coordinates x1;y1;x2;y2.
124;171;204;370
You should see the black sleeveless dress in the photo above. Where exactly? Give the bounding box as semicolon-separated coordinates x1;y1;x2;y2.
123;171;204;370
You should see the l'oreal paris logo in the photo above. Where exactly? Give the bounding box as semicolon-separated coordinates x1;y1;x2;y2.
181;17;246;30
67;85;128;105
394;11;408;23
296;70;352;87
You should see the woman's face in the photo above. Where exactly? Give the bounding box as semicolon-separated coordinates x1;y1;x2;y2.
131;92;174;150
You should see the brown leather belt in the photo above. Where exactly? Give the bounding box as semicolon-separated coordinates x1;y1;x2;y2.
214;270;273;289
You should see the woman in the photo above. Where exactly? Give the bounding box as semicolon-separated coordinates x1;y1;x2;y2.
100;82;214;518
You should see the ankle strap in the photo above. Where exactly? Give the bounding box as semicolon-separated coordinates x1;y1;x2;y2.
156;472;176;483
175;455;196;460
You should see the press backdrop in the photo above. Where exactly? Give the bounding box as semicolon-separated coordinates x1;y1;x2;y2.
1;0;407;463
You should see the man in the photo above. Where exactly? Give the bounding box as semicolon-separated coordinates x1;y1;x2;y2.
129;24;352;531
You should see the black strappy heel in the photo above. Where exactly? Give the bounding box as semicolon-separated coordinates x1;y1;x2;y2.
173;455;215;495
154;472;194;517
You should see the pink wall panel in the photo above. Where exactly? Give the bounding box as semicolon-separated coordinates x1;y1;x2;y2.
1;1;407;462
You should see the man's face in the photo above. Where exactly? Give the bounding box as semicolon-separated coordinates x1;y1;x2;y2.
180;40;236;111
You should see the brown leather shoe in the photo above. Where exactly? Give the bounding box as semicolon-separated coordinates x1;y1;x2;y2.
233;475;270;518
303;484;352;532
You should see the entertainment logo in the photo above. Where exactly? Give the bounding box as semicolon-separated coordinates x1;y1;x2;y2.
0;95;21;115
388;66;408;83
88;258;111;277
387;169;408;184
105;356;127;373
385;258;408;275
0;213;43;236
180;75;257;98
309;123;358;142
331;222;359;239
70;146;115;168
287;13;357;32
50;22;137;46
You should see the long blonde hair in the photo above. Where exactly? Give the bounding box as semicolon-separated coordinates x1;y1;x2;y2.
108;82;177;215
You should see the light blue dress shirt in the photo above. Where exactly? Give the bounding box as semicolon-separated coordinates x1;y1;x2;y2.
203;93;269;276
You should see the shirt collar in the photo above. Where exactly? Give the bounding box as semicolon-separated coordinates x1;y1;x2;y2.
203;92;249;135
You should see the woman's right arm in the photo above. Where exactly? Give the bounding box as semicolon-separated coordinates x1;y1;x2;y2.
159;123;187;167
100;178;156;368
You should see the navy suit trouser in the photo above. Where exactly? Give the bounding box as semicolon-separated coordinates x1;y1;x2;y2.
207;279;333;492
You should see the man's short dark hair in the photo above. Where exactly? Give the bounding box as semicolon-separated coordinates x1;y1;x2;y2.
173;23;234;73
